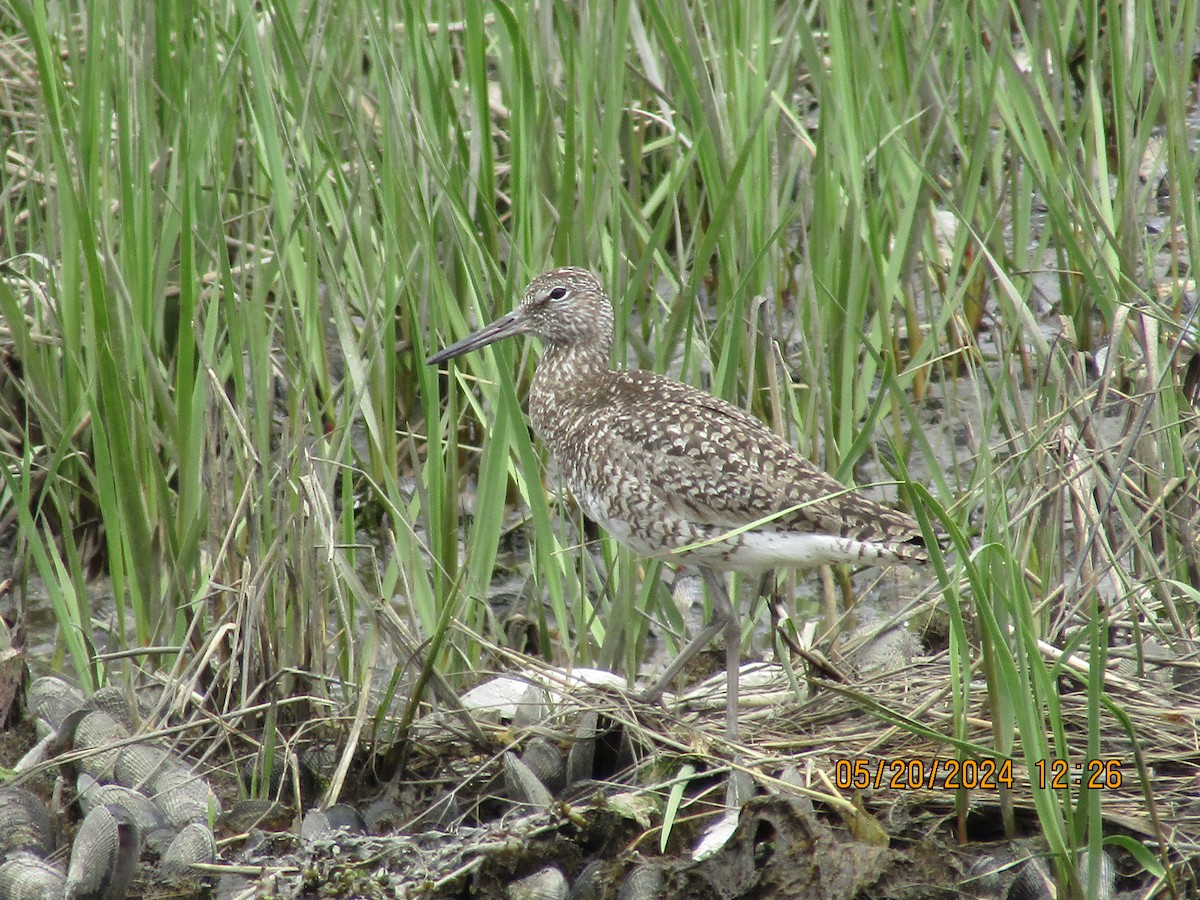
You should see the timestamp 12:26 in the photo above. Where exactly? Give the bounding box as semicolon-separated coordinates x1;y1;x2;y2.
832;757;1124;791
1034;758;1123;790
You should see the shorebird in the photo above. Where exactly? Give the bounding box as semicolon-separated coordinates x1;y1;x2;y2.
426;267;929;744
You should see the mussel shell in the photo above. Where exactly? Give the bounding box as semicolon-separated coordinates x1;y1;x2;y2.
511;683;552;729
299;804;367;844
113;742;180;790
403;790;460;831
616;864;664;900
566;711;599;786
84;686;137;731
0;851;66;899
148;768;219;829
161;822;216;878
519;738;566;796
569;859;608;900
503;752;554;807
113;740;220;828
26;675;86;736
362;794;404;833
1077;850;1116;900
506;865;568;900
71;711;130;781
217;799;294;834
1007;858;1055;900
76;774;168;834
65;804;142;900
0;786;55;858
458;676;531;722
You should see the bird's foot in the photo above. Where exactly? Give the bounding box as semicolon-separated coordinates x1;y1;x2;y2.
631;685;669;707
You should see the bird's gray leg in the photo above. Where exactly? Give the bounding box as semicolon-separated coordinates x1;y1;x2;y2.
696;568;740;744
636;568;732;705
635;568;748;807
702;568;752;807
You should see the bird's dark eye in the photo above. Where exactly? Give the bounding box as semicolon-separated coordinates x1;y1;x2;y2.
548;286;568;301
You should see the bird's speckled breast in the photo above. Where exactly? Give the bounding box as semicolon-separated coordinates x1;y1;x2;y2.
531;366;813;572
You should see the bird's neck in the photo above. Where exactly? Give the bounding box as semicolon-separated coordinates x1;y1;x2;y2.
536;337;612;386
529;338;612;447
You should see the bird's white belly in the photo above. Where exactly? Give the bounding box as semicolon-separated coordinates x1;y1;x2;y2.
676;529;905;572
576;488;901;574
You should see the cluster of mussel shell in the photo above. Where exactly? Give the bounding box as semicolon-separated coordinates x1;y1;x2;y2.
457;674;662;900
504;860;666;900
0;676;219;899
497;724;670;900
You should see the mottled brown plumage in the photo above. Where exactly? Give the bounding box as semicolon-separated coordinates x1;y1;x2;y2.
427;267;929;752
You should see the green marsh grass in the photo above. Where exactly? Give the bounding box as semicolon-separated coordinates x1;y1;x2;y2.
1;0;1197;890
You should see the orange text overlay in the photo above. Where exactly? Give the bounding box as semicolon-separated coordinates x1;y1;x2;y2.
832;758;1125;791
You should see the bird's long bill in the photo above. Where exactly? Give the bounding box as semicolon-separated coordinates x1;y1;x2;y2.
425;310;528;365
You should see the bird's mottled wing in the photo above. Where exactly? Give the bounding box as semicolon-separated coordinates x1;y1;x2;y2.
592;370;925;548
